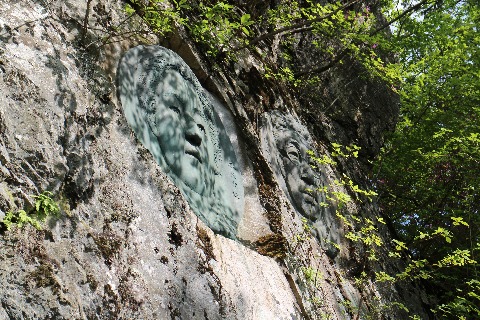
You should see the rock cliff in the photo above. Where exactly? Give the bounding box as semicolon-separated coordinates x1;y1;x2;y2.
0;0;430;319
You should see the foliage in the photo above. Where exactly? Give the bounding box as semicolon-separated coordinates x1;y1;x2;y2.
2;209;42;230
302;266;323;286
309;144;383;262
436;279;480;319
124;0;400;84
2;191;60;231
125;0;254;58
374;0;480;317
345;216;384;261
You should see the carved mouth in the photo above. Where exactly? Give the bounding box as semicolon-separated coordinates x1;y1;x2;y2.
302;191;317;204
185;148;202;163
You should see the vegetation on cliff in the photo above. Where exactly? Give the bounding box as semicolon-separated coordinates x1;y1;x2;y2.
374;0;479;318
116;0;479;317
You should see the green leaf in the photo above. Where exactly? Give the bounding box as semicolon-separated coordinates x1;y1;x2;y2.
241;14;251;25
124;4;135;15
451;217;469;227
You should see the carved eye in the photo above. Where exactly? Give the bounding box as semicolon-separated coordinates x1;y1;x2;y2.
286;144;300;163
198;123;206;134
169;105;181;115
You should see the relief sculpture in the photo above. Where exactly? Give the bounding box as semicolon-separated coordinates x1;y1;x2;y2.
117;45;243;239
261;111;340;258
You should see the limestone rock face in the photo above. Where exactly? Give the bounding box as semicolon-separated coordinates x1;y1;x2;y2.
0;0;430;319
0;1;300;319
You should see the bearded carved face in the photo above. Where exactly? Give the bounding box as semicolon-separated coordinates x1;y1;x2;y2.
118;45;244;240
144;68;215;196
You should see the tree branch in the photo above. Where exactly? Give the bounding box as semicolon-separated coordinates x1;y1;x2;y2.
294;49;349;77
295;0;438;77
370;0;432;35
234;0;360;51
81;0;93;42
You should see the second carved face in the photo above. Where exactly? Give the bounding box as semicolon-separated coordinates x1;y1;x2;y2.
279;134;323;221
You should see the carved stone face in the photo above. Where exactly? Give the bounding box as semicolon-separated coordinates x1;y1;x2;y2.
118;45;244;240
261;111;339;257
279;134;322;221
146;69;214;195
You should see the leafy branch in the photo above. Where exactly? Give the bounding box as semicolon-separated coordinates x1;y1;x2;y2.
2;191;60;231
234;0;361;51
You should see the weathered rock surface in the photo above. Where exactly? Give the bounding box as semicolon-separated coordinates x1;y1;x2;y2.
0;0;431;319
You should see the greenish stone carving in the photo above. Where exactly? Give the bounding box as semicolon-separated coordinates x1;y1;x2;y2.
117;45;243;239
261;111;339;258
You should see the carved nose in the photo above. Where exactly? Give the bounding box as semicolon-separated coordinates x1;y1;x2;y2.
301;164;315;186
185;120;202;147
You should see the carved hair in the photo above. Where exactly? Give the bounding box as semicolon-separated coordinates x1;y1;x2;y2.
268;110;314;150
267;110;316;177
